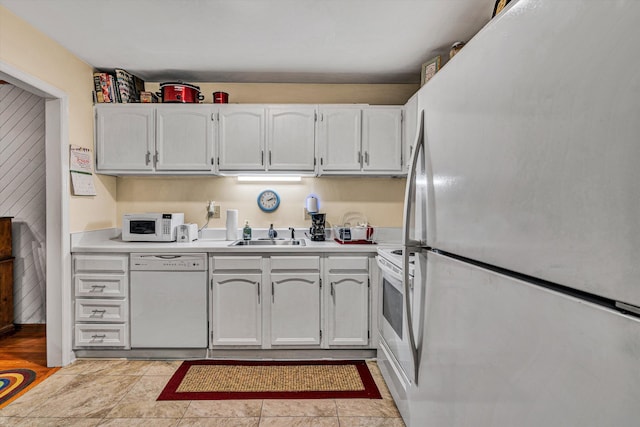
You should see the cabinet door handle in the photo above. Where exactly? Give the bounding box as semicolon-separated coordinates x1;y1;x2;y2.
145;151;151;165
365;151;369;165
271;282;275;302
358;151;362;164
257;282;261;304
269;150;272;165
330;282;335;297
154;150;159;165
261;150;264;165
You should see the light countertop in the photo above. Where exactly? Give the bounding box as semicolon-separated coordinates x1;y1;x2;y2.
71;228;401;254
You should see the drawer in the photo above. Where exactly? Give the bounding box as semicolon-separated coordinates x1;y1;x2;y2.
270;256;319;271
212;256;262;271
75;299;128;323
74;324;128;348
74;254;128;273
75;274;127;297
326;256;369;272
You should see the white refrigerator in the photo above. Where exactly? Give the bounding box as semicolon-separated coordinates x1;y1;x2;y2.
393;1;640;426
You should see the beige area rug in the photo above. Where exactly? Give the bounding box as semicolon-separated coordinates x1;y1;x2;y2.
157;360;382;400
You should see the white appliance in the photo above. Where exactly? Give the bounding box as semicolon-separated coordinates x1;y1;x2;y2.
379;1;640;426
122;213;184;242
130;253;208;348
177;223;198;242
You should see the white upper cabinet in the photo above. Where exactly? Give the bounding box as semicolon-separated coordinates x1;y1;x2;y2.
317;106;362;172
318;105;403;175
217;105;266;171
403;93;418;173
362;107;403;172
267;106;317;172
96;105;154;172
156;105;215;171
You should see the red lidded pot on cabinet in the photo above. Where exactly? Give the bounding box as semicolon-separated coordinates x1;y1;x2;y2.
213;91;229;103
156;82;204;103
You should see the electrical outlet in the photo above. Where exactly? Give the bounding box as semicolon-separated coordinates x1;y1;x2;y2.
212;205;220;218
303;207;311;220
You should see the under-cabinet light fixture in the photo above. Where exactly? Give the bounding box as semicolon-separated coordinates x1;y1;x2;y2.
237;176;302;182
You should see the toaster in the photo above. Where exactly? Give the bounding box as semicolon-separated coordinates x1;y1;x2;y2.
177;223;198;242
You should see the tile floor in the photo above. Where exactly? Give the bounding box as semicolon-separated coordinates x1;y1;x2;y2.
0;359;405;426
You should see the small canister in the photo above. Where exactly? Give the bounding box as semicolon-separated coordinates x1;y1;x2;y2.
213;91;229;103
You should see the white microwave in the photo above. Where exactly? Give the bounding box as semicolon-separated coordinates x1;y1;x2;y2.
122;213;184;242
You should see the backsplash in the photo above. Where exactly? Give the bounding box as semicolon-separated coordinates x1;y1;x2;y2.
116;176;406;230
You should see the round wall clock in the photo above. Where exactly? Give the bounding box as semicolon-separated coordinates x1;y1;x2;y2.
257;189;280;212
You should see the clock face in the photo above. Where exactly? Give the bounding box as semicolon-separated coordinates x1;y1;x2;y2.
257;189;280;212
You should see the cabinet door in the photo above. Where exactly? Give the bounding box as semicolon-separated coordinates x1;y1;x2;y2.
362;107;403;172
211;273;262;346
218;106;265;171
317;107;362;172
270;273;320;346
327;273;369;346
156;106;214;171
95;105;154;171
403;93;418;174
267;106;317;171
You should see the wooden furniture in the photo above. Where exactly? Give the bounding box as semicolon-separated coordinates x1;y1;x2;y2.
0;217;15;337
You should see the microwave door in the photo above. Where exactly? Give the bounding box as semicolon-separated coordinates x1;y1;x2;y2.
130;220;156;235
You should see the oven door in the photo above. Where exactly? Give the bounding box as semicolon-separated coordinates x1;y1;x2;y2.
377;256;414;385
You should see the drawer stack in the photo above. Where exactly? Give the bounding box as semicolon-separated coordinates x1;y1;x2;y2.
73;254;129;348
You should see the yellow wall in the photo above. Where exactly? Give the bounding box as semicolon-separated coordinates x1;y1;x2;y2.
0;6;117;232
121;83;417;228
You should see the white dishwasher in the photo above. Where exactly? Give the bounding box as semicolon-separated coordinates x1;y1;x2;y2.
130;253;208;348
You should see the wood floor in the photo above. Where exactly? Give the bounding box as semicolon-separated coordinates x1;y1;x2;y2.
0;324;58;408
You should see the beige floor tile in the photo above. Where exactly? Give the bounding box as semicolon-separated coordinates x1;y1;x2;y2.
261;399;336;417
98;418;180;426
28;374;140;418
338;417;406;427
335;399;401;418
0;373;78;417
258;417;339;427
179;418;260;427
106;400;190;419
58;359;152;376
145;360;184;376
3;417;102;426
124;375;173;400
184;400;262;418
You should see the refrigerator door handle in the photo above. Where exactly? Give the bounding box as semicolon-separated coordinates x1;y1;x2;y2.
402;110;424;386
402;110;425;248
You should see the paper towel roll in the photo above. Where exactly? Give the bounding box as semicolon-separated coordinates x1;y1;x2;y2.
306;196;319;213
226;209;238;240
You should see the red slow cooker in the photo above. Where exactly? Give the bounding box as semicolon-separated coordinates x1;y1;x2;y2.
157;82;204;103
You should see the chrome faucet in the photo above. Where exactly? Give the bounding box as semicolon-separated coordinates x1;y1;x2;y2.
289;227;295;239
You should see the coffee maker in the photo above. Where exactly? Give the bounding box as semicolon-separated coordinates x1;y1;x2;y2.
309;213;326;241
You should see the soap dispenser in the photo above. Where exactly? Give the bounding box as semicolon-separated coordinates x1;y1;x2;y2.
268;224;278;239
242;221;252;240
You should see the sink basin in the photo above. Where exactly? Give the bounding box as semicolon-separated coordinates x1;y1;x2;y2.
230;239;306;247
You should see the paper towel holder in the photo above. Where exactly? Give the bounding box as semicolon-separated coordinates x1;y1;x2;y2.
305;194;319;219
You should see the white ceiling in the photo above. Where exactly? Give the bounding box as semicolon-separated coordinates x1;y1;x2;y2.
0;0;496;84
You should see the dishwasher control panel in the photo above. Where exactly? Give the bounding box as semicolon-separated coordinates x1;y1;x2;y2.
130;253;207;271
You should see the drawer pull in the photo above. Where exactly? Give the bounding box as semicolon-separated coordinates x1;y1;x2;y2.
91;334;107;340
90;309;107;317
91;285;107;291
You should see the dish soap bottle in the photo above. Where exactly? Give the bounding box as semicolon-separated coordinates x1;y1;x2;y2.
242;221;252;240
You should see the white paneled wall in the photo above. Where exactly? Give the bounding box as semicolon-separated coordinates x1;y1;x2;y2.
0;83;46;324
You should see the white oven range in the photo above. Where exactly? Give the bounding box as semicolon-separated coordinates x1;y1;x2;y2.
376;247;419;413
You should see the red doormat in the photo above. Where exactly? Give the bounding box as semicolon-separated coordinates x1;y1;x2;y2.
157;360;382;400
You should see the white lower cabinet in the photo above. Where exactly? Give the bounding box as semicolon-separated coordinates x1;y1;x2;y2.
325;256;370;347
270;272;321;346
211;273;262;346
72;254;129;349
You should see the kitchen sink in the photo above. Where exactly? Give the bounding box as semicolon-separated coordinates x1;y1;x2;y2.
230;239;306;246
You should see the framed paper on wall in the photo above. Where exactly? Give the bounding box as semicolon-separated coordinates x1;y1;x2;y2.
421;56;441;86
